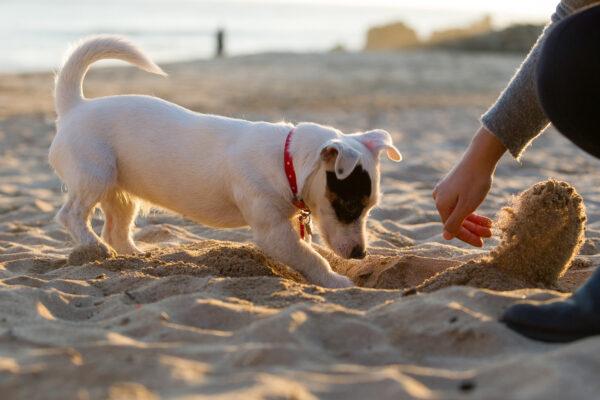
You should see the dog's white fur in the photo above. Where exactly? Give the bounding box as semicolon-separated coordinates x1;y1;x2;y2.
49;36;401;288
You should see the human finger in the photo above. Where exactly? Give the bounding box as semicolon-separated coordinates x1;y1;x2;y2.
443;200;472;239
455;226;484;247
466;213;493;228
463;219;492;238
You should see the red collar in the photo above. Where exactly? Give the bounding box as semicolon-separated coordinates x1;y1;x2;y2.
284;128;309;210
284;128;311;239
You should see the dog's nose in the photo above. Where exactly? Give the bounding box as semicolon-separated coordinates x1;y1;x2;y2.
350;245;366;259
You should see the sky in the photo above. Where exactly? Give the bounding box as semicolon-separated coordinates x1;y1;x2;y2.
0;0;562;72
232;0;559;18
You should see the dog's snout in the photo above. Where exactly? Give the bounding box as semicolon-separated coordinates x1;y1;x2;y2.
350;245;366;259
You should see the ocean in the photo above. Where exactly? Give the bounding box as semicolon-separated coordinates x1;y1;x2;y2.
0;0;549;73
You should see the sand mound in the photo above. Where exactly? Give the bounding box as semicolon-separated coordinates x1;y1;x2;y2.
412;260;531;293
78;241;306;299
489;179;586;284
331;251;461;290
415;179;586;293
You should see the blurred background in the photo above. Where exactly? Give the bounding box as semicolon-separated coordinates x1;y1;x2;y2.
2;0;558;73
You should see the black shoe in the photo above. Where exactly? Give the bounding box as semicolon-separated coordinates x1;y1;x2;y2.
500;268;600;343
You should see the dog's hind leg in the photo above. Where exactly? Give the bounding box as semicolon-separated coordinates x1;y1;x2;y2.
53;142;118;265
100;190;141;255
57;189;117;265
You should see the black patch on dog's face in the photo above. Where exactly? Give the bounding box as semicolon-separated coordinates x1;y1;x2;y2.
326;166;372;224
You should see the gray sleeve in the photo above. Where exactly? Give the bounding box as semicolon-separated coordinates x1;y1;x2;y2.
481;0;599;159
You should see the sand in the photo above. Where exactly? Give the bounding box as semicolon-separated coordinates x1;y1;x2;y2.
2;50;600;399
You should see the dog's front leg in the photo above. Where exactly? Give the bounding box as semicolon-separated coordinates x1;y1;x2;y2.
250;218;354;288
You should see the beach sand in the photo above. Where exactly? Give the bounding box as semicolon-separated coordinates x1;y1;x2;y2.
1;50;600;399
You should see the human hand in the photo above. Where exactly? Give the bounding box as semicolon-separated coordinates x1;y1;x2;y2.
433;167;493;247
432;126;506;247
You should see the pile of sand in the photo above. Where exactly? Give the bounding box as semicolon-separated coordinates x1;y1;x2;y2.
79;240;307;297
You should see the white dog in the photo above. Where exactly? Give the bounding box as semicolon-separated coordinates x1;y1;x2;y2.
49;36;401;288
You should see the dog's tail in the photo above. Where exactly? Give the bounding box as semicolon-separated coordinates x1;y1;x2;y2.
54;35;166;118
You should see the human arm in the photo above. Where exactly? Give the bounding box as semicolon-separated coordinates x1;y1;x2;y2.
483;0;598;158
432;126;506;247
434;0;598;246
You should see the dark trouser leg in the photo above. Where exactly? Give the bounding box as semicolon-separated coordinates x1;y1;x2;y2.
536;4;600;157
501;268;600;342
501;6;600;343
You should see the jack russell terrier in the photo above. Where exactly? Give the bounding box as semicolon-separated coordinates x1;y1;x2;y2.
49;36;401;288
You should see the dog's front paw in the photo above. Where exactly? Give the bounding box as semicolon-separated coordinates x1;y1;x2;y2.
68;242;116;265
319;272;355;289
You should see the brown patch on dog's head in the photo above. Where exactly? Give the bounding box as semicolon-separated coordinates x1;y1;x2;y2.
325;165;372;224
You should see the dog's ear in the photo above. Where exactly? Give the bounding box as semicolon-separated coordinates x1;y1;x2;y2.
356;129;402;162
319;139;361;180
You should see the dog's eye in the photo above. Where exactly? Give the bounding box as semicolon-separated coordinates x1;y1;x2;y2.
331;198;367;224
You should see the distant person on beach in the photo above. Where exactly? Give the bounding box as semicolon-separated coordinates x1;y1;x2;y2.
216;28;225;58
433;0;600;342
